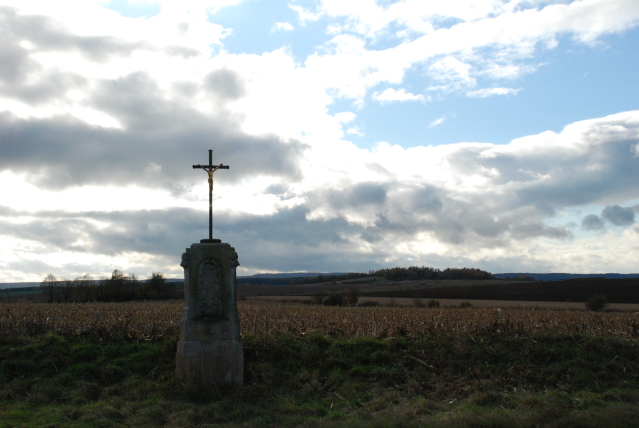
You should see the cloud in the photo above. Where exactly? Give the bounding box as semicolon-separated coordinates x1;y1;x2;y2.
429;117;446;128
204;68;246;100
0;6;310;194
581;214;604;230
0;109;306;191
346;127;364;136
601;205;636;226
2;107;639;278
373;88;426;103
289;0;639;104
428;57;475;92
1;2;639;280
271;22;294;32
289;5;322;23
0;6;151;63
466;87;520;98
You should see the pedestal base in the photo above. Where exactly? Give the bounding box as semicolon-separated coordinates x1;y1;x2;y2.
176;339;243;386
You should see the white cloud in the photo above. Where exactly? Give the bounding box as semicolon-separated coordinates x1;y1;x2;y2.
289;4;322;22
467;87;520;98
271;22;294;32
373;88;426;103
429;117;446;128
346;127;364;136
290;0;639;103
428;57;476;92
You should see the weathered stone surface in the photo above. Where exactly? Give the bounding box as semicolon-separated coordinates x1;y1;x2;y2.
176;340;243;386
176;242;243;385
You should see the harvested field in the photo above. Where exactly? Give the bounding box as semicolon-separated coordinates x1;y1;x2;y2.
365;277;639;303
254;295;639;311
2;300;639;340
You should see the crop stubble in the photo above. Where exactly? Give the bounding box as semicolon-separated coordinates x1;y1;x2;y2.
1;301;638;340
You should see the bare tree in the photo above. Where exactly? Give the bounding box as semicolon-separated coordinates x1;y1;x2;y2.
105;269;128;301
74;275;96;302
138;272;168;299
40;273;58;303
127;273;139;298
60;278;74;302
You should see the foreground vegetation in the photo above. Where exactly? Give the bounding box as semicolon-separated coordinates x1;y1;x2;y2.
2;301;639;427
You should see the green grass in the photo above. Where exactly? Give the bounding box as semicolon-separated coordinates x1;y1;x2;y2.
1;333;639;427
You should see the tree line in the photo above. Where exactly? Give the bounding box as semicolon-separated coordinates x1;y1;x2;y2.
296;266;495;284
371;266;495;281
238;266;496;287
39;270;181;302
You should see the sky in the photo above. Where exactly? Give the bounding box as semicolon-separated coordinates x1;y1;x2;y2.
1;0;638;282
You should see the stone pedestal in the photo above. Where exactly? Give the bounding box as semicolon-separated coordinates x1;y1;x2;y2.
176;242;243;386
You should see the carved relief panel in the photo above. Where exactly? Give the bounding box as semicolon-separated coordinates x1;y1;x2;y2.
197;258;223;317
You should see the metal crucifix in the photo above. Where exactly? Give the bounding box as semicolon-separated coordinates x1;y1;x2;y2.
193;150;229;243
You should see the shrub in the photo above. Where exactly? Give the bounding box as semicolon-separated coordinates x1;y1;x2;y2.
586;294;608;311
459;301;473;308
344;286;360;306
427;299;440;308
413;298;425;308
311;293;326;305
358;300;380;307
323;293;345;306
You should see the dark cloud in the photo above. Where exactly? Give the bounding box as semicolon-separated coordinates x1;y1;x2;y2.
164;45;201;58
0;7;148;63
582;214;604;230
601;205;635;226
0;6;146;104
449;138;639;210
0;10;89;104
0;207;203;257
0;205;382;273
264;184;287;195
302;178;574;252
2;201;539;275
0;86;306;191
204;69;245;100
510;222;571;240
6;258;58;279
316;182;387;210
408;186;442;212
360;231;382;243
0;7;305;194
0;40;31;84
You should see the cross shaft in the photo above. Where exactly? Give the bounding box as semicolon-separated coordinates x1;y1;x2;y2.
193;150;229;243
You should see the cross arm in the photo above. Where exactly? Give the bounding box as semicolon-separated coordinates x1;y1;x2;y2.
192;165;230;169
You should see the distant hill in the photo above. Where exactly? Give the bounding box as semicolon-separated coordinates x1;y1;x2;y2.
0;278;184;290
239;272;346;279
0;282;40;290
494;273;639;281
5;272;639;290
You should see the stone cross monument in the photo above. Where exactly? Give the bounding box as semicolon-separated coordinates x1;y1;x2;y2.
175;150;243;386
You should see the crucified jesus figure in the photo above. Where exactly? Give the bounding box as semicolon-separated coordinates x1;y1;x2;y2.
193;149;229;243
